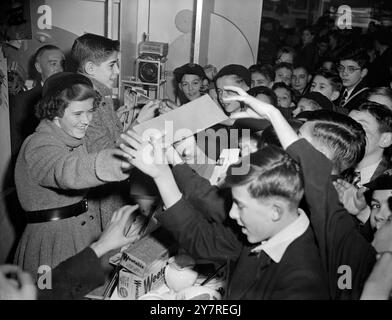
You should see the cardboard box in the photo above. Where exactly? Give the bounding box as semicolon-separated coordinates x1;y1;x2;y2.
120;232;170;277
117;260;167;300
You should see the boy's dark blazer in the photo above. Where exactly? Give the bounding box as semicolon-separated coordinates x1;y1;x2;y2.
335;79;370;114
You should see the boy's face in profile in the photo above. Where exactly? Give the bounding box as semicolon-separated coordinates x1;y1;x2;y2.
91;51;120;88
370;189;392;230
348;110;385;159
229;184;275;243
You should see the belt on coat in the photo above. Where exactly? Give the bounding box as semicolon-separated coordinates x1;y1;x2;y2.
25;199;88;224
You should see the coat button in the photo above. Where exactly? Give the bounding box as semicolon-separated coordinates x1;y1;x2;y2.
89;215;94;220
81;221;86;226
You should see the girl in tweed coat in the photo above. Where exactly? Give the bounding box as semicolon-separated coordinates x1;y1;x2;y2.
13;73;130;280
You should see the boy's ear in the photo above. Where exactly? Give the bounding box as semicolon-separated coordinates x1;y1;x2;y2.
271;203;283;222
84;61;96;76
331;90;340;101
360;68;368;80
380;132;392;148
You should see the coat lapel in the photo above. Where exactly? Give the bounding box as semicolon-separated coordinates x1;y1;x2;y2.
227;247;272;299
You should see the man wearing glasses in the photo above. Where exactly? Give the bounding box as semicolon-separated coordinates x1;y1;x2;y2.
336;47;370;114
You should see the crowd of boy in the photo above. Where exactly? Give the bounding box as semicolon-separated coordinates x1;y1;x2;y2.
2;20;392;300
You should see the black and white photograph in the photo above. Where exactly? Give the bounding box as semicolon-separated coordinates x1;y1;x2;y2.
1;0;392;308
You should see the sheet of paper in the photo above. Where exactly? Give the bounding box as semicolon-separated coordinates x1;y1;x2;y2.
209;148;240;185
132;95;228;144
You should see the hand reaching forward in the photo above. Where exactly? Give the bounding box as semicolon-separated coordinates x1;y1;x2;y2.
90;205;140;258
333;179;367;215
222;85;276;121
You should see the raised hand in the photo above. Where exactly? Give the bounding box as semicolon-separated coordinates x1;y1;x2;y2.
333;179;367;215
119;130;170;179
90;205;140;258
134;100;161;123
222;85;276;121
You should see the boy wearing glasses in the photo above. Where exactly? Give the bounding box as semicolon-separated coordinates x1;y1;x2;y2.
336;47;370;114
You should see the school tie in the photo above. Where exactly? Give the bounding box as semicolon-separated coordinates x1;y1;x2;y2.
340;89;348;107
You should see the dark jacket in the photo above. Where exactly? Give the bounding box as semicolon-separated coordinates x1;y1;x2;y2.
38;247;105;300
286;139;376;300
171;164;231;223
9;83;42;161
335;79;369;114
156;176;329;299
367;47;392;87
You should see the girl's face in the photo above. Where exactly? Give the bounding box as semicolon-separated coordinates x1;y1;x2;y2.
370;190;392;230
274;87;292;109
55;98;94;139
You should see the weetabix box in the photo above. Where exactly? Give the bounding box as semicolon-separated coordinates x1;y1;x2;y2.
117;260;166;300
119;230;170;277
117;229;174;299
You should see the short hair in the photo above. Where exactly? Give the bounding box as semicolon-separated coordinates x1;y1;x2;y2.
248;85;278;107
367;87;392;110
293;64;309;74
276;46;297;63
298;97;322;111
249;64;275;83
259;120;303;148
71;33;119;72
274;62;293;73
313;68;343;92
338;46;369;69
35;84;100;120
35;45;62;63
305;110;366;173
356;102;392;134
225;145;304;209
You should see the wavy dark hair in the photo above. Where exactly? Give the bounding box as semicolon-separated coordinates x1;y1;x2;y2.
306;110;366;173
35;83;101;120
225;145;304;210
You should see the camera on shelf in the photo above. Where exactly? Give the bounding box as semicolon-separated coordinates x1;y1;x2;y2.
136;41;169;85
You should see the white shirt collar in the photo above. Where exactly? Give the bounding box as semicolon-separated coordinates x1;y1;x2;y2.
251;209;309;263
359;160;382;185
